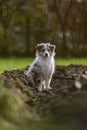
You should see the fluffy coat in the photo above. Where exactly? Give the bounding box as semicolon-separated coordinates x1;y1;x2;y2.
26;43;56;91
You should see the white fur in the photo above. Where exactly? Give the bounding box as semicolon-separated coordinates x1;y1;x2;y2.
34;55;55;91
27;43;55;92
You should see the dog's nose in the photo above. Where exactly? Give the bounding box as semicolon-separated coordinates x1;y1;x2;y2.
45;53;48;57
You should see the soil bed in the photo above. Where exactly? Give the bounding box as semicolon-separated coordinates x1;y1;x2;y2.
1;65;87;130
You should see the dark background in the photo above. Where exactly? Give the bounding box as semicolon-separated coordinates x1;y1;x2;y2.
0;0;87;57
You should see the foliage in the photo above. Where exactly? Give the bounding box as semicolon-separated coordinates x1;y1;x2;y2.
0;0;87;57
0;78;38;130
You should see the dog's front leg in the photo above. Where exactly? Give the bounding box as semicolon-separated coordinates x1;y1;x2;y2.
36;77;42;92
45;75;52;90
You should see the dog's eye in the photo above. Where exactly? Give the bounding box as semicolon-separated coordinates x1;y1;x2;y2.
41;49;45;52
38;49;41;52
47;49;50;52
50;47;53;52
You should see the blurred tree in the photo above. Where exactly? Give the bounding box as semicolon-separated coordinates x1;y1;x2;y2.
47;0;73;57
0;0;87;57
0;0;14;56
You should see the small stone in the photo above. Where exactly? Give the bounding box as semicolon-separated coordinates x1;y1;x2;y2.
82;74;87;79
74;80;82;89
84;71;87;75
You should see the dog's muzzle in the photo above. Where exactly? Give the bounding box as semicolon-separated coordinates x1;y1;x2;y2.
44;52;49;57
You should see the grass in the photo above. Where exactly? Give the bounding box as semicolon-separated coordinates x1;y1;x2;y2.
0;57;87;74
0;58;33;74
55;58;87;66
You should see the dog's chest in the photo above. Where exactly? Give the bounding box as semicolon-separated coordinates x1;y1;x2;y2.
40;58;54;78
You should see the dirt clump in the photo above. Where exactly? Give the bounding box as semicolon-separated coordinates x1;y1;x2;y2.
1;65;87;130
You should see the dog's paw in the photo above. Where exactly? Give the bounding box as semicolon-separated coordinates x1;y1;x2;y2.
48;86;52;89
46;86;52;91
38;86;42;92
43;85;46;90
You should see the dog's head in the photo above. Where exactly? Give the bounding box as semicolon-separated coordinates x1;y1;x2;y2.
36;43;56;58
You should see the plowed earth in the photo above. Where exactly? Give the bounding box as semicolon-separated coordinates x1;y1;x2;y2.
1;65;87;130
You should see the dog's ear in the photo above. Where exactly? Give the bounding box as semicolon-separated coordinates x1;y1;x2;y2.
35;44;43;50
35;44;39;49
50;44;56;51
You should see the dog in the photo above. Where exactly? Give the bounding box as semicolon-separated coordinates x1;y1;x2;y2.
26;43;56;91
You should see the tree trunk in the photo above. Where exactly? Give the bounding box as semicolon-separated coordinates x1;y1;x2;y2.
61;25;68;57
2;26;9;57
25;18;31;56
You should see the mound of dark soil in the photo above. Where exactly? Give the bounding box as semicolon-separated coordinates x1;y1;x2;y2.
1;65;87;130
